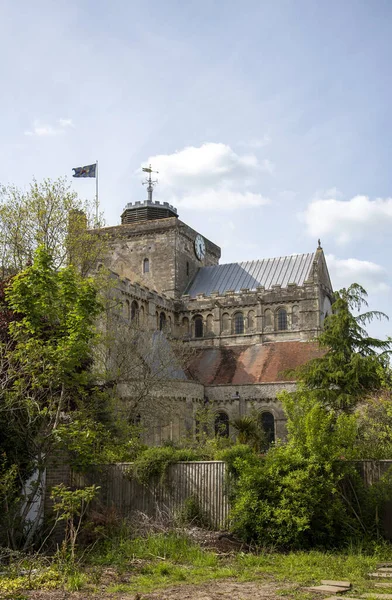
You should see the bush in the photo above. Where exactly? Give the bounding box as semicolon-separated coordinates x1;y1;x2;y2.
176;495;211;528
229;445;356;549
128;446;211;485
227;393;392;549
216;444;259;478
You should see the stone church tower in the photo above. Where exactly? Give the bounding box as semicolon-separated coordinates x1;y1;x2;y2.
97;192;333;446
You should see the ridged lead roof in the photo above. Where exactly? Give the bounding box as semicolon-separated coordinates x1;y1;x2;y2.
185;253;315;298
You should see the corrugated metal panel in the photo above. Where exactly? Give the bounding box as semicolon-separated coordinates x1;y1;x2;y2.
185;253;315;298
72;461;229;529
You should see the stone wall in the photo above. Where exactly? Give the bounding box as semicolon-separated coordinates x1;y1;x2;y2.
205;382;296;441
100;218;220;299
180;281;326;345
175;221;221;297
116;380;205;445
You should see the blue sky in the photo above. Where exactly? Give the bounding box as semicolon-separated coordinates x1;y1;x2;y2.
1;0;392;337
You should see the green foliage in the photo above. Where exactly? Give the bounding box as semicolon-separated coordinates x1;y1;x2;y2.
176;495;211;528
0;247;116;548
0;458;21;548
216;444;259;478
295;284;392;412
230;416;266;450
229;445;352;548
222;284;392;548
281;390;358;462
51;483;99;560
2;527;392;596
0;177;107;276
356;393;392;459
227;391;392;549
129;446;211;485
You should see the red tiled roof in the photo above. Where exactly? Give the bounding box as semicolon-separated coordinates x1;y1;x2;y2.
187;341;324;385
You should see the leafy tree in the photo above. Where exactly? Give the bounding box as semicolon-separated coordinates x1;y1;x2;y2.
96;306;197;431
0;178;107;276
281;390;358;462
0;247;119;548
295;283;392;412
227;285;392;548
228;390;392;548
356;392;392;459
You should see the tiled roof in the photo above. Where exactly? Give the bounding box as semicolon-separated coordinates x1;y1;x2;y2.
187;341;324;386
185;253;315;298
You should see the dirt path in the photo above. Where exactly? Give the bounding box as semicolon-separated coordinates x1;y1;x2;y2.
25;580;290;600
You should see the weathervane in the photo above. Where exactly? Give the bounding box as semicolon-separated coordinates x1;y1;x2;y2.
142;164;159;202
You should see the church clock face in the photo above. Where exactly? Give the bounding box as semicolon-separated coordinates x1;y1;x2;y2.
194;234;206;261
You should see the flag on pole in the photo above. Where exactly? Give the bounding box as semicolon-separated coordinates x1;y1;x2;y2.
72;164;96;178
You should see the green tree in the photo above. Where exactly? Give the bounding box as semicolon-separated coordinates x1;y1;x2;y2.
0;178;107;276
296;283;392;412
0;247;116;548
356;392;392;459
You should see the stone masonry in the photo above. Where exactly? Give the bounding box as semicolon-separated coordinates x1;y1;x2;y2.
93;199;333;446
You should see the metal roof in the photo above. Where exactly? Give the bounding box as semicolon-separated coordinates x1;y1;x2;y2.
185;253;315;298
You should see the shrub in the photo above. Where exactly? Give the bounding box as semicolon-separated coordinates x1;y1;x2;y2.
216;444;259;478
176;495;211;528
128;446;211;486
227;393;392;549
229;445;355;549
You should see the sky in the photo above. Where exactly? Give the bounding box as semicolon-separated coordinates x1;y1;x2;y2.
1;0;392;338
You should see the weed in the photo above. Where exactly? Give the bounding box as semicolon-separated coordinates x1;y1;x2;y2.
176;495;211;528
65;571;87;591
1;530;392;596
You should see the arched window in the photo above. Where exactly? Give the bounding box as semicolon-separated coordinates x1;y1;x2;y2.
260;412;275;449
125;299;130;320
277;308;287;331
182;316;189;336
215;412;229;438
292;305;299;328
248;310;255;331
206;314;214;335
194;315;203;338
143;258;149;273
139;305;145;322
186;261;189;276
167;315;172;332
131;300;139;322
264;309;272;329
221;312;230;333
234;312;244;335
159;312;166;331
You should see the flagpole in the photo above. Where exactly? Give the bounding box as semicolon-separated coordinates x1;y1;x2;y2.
95;160;99;227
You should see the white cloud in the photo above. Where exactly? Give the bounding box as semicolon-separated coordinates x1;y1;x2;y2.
24;118;74;137
326;254;390;293
58;118;74;128
145;143;271;211
302;194;392;244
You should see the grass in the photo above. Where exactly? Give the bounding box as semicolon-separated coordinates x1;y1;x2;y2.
1;532;392;597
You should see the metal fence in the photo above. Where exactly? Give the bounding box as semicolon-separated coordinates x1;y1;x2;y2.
72;461;229;530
